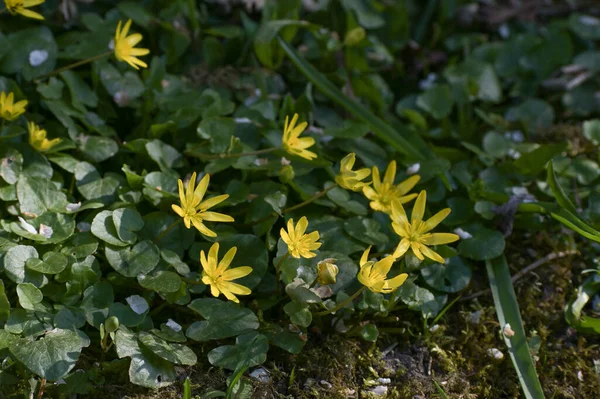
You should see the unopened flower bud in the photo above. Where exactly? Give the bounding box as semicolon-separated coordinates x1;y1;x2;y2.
279;165;295;184
344;27;366;46
104;316;120;333
317;258;339;285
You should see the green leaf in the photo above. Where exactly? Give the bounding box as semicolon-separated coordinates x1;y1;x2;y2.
197;117;237;154
417;85;455;119
81;281;114;328
344;216;389;246
115;328;176;388
145;139;184;172
138;271;182;293
486;256;545;399
506;99;554;134
341;0;385;28
0;280;10;322
278;38;431;163
254;20;308;68
9;328;87;381
117;1;154;27
359;323;379;342
17;175;68;216
285;279;322;304
4;245;44;285
108;303;146;327
16;283;44;311
458;227;505;261
112;208;144;245
26;252;68;274
138;332;197;366
421;256;472;294
582;119;600;145
264;191;287;216
207;331;269;371
75;162;121;202
513;143;567;176
186;298;259;342
0;27;58;81
283;301;312;327
105;240;160;278
569;14;600;40
91;210;127;246
0;148;23;184
78;136;119;163
97;61;145;101
60;70;98;108
323;121;370;139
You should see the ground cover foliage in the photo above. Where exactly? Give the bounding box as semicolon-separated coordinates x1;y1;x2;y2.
0;0;600;397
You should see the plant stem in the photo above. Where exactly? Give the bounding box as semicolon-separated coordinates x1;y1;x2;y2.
36;378;46;399
274;252;290;286
315;286;367;316
154;219;182;243
282;185;336;213
186;147;278;160
249;184;338;226
34;51;112;81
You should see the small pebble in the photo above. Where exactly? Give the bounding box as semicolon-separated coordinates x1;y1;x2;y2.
487;348;504;360
249;368;270;384
319;380;332;389
503;323;515;337
376;378;391;385
466;310;482;325
370;386;388;396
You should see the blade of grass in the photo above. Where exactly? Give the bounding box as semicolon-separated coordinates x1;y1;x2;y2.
278;37;432;162
486;255;545;399
183;377;192;399
547;161;578;215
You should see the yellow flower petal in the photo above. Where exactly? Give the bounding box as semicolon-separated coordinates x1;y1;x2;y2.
411;190;426;224
221;266;252;281
383;160;396;185
421;233;460;246
421;208;452;233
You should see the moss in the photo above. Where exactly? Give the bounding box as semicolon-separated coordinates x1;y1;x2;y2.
77;231;600;399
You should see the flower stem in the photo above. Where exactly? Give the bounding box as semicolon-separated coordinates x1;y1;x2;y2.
248;184;338;226
186;147;278;160
282;184;336;213
274;252;290;281
153;219;182;243
34;51;112;81
315;286;367;316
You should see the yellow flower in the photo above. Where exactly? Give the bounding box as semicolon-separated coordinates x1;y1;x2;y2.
171;172;234;237
0;92;28;121
28;122;62;152
4;0;45;20
335;153;371;192
280;216;321;259
357;246;408;294
362;160;420;214
317;258;338;285
282;113;317;160
114;19;150;70
391;190;459;264
201;243;252;303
